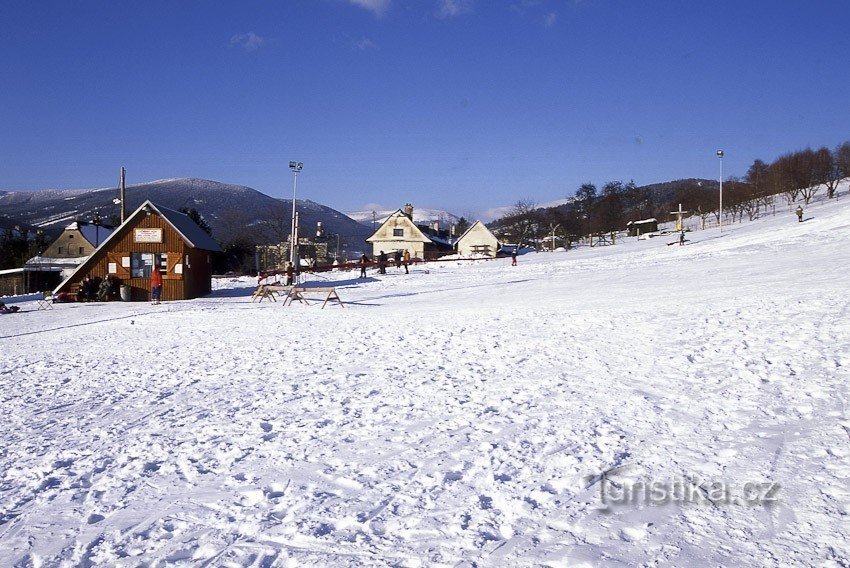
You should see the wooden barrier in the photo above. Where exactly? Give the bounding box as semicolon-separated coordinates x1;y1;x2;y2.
283;287;344;309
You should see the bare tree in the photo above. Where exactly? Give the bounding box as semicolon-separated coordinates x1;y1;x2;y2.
814;146;840;199
835;141;850;195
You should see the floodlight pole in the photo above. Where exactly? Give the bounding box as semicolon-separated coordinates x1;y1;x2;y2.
289;161;303;277
717;150;724;234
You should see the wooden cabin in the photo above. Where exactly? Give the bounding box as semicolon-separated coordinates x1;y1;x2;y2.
454;221;499;258
626;218;658;237
54;201;222;301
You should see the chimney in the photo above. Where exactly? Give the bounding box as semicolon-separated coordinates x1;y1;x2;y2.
316;221;323;238
432;220;439;232
403;203;414;219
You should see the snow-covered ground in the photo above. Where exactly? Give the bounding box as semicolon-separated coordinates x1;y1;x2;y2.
2;197;849;566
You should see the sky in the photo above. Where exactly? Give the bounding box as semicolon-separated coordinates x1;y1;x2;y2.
2;1;849;216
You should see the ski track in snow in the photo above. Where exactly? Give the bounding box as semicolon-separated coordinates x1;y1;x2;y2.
2;197;850;566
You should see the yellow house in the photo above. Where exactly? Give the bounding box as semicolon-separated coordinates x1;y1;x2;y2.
365;205;454;260
42;221;114;258
455;221;500;258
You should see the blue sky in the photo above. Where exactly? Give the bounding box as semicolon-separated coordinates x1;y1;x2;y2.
2;1;849;215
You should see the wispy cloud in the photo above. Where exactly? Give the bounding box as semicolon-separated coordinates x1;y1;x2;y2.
355;37;377;50
438;0;474;18
229;32;265;52
544;11;558;27
348;0;391;16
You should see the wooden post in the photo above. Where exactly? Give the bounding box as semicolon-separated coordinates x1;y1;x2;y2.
120;167;127;223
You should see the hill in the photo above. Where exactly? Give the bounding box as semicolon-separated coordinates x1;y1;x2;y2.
2;194;847;565
0;178;372;251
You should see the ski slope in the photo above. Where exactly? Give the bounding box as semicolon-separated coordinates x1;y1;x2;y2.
1;197;849;566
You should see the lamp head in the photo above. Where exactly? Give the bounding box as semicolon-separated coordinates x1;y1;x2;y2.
289;161;303;172
716;150;724;158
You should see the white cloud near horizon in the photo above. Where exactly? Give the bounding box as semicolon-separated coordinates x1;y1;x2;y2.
348;0;391;16
229;32;265;52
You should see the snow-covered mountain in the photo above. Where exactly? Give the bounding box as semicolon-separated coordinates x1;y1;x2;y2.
0;178;371;246
346;206;461;228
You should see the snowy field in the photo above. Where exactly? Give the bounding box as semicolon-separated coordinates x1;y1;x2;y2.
2;197;850;567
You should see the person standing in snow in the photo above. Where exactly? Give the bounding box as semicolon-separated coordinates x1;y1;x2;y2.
359;254;369;278
402;249;410;274
150;265;163;305
394;250;402;271
511;249;518;266
796;205;803;222
378;251;387;275
284;262;294;286
679;230;686;246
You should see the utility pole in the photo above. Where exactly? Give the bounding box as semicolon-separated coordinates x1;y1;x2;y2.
288;161;303;279
717;150;724;234
119;167;127;223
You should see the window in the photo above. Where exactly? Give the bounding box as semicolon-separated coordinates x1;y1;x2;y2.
79;247;85;255
68;234;74;239
131;253;166;278
58;246;65;255
393;228;404;237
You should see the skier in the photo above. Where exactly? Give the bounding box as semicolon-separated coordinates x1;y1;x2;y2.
378;251;388;275
358;254;369;278
679;229;686;246
511;249;518;266
796;205;803;223
402;249;410;274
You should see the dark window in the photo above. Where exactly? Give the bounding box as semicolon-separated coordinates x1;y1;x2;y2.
393;228;404;237
131;253;166;278
79;247;85;255
58;246;65;255
68;234;74;239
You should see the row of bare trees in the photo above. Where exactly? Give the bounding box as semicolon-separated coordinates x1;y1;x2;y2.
681;142;850;228
492;140;850;246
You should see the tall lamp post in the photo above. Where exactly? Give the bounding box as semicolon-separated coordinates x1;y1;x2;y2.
288;161;303;277
717;150;724;234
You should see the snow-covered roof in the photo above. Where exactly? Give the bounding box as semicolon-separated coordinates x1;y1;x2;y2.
626;218;658;225
25;256;87;267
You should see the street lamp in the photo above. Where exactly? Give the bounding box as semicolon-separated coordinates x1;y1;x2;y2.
288;161;303;277
716;150;724;234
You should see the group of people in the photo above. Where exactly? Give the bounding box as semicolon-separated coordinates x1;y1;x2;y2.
359;249;411;277
79;274;119;302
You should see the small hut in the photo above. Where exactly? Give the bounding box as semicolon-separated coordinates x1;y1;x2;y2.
454;221;499;258
626;218;658;237
54;200;222;301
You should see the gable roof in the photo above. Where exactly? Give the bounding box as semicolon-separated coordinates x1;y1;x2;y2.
455;220;499;245
366;209;434;244
152;203;221;252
